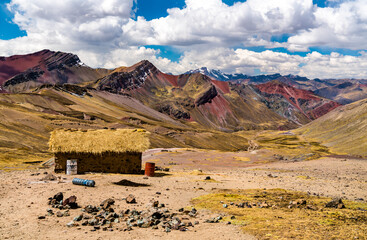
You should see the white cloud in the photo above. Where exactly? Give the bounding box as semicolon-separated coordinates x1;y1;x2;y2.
0;0;367;80
1;0;134;55
157;48;367;79
122;0;316;48
288;0;367;50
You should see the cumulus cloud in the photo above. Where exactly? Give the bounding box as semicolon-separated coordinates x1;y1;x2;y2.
288;0;367;50
158;48;367;79
0;0;366;79
122;0;316;48
1;0;134;55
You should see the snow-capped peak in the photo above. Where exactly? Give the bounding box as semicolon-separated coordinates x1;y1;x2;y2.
184;67;249;81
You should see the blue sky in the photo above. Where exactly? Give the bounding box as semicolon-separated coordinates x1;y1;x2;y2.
0;0;25;39
0;0;366;79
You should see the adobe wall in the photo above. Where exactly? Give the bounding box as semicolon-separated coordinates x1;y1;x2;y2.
54;152;142;174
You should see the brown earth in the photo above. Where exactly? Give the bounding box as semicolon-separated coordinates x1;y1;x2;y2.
0;149;366;239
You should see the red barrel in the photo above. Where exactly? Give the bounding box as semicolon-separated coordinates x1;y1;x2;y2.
145;162;155;177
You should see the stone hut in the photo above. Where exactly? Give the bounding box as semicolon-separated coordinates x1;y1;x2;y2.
49;129;150;174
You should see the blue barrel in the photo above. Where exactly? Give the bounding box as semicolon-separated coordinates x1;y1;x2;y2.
72;178;95;187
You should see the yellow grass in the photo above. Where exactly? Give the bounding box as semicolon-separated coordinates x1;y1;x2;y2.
49;128;150;154
192;189;367;240
295;98;367;156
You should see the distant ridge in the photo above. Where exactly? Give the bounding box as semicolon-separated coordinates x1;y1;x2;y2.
254;80;341;124
0;49;110;93
186;67;367;103
185;67;249;81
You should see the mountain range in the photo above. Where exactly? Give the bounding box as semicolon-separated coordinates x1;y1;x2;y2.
0;49;366;160
0;50;356;128
187;67;367;105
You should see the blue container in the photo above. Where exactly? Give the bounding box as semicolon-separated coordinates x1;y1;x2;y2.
72;178;95;187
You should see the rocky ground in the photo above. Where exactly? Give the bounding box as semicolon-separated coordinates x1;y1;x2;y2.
0;149;366;239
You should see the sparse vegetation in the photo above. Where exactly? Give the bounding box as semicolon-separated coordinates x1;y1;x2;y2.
295;98;367;156
192;189;367;240
236;130;331;161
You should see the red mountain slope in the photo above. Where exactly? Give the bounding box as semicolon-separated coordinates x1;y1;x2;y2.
254;80;341;123
97;61;294;130
0;49;110;93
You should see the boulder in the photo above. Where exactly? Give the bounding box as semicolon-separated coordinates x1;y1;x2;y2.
126;194;136;204
100;198;115;209
325;198;345;209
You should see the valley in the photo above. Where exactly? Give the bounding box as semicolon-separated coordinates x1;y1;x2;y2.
0;50;366;239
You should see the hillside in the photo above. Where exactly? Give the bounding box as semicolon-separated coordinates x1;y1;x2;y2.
295;98;367;156
253;80;341;124
0;49;110;93
0;85;256;166
96;60;295;131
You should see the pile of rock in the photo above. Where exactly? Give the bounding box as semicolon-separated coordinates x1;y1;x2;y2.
43;193;200;233
48;192;78;209
288;199;318;210
232;201;270;209
221;199;320;210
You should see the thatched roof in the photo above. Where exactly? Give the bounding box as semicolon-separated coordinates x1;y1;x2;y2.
49;129;150;154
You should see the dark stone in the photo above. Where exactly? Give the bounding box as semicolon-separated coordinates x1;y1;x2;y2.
237;202;245;208
84;205;99;213
325;198;345;209
100;198;115;210
53;192;63;202
151;200;159;208
38;216;46;219
152;211;163;219
63;196;77;208
73;215;83;221
126;194;136;204
205;176;211;180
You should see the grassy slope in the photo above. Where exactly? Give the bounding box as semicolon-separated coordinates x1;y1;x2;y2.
294;98;367;157
0;87;251;169
192;189;367;240
131;74;293;130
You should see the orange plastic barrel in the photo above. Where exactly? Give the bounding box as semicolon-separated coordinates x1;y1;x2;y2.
145;162;155;177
